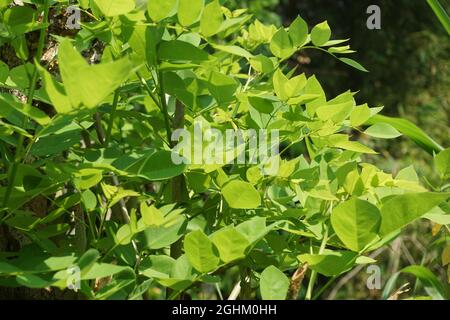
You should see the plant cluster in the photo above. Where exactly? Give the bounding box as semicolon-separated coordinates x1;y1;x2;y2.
0;0;449;300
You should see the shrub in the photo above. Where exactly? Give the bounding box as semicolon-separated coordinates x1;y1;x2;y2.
0;0;448;300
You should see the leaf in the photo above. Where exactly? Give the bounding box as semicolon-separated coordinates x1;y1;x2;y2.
236;217;275;244
270;28;294;59
289;15;308;47
0;61;8;83
380;192;450;236
298;251;357;276
427;0;450;36
250;55;274;74
204;71;239;105
200;0;223;37
311;21;331;46
128;150;187;181
139;255;175;279
366;115;443;155
94;0;135;17
184;230;220;273
350;104;371;127
213;45;253;59
81;263;131;280
3;6;38;36
259;265;289;300
435;148;450;177
339;58;369;72
59;40;132;109
17;274;55;289
158;40;210;62
222;180;261;209
331;139;377;154
248;96;274;114
0;94;51;126
364;123;402;139
141;203;165;226
147;0;178;22
73;168;103;190
178;0;204;26
138;216;186;249
211;227;250;263
37;65;72;114
285;74;307;98
273;69;289;101
331;198;381;252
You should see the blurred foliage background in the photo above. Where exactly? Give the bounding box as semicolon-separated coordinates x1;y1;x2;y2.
226;0;450;299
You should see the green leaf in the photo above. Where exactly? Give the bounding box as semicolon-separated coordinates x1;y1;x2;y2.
59;40;132;109
330;139;377;154
270;28;294;59
331;198;381;252
158;40;210;62
289;15;308;47
213;45;253;59
138;216;187;249
200;0;223;37
73;168;103;190
350;104;371;127
366;115;444;155
94;0;135;17
0;94;51;126
17;274;55;289
427;0;450;36
36;65;72;114
311;21;331;46
248;96;274;114
435;148;450;177
236;217;274;244
3;6;38;36
259;265;289;300
81;263;132;280
184;230;220;273
178;0;204;26
380;192;450;236
147;0;178;22
364;123;402;139
250;55;274;74
211;227;250;263
139;255;175;279
141;203;165;226
222;180;261;209
339;58;369;72
0;61;8;83
8;63;35;89
204;71;239;105
273;69;289;101
285;74;307;98
126;150;187;181
298;251;357;276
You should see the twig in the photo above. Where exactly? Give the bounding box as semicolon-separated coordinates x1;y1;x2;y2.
387;283;410;300
287;263;308;300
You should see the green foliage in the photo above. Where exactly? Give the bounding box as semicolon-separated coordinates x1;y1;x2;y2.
0;0;448;301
